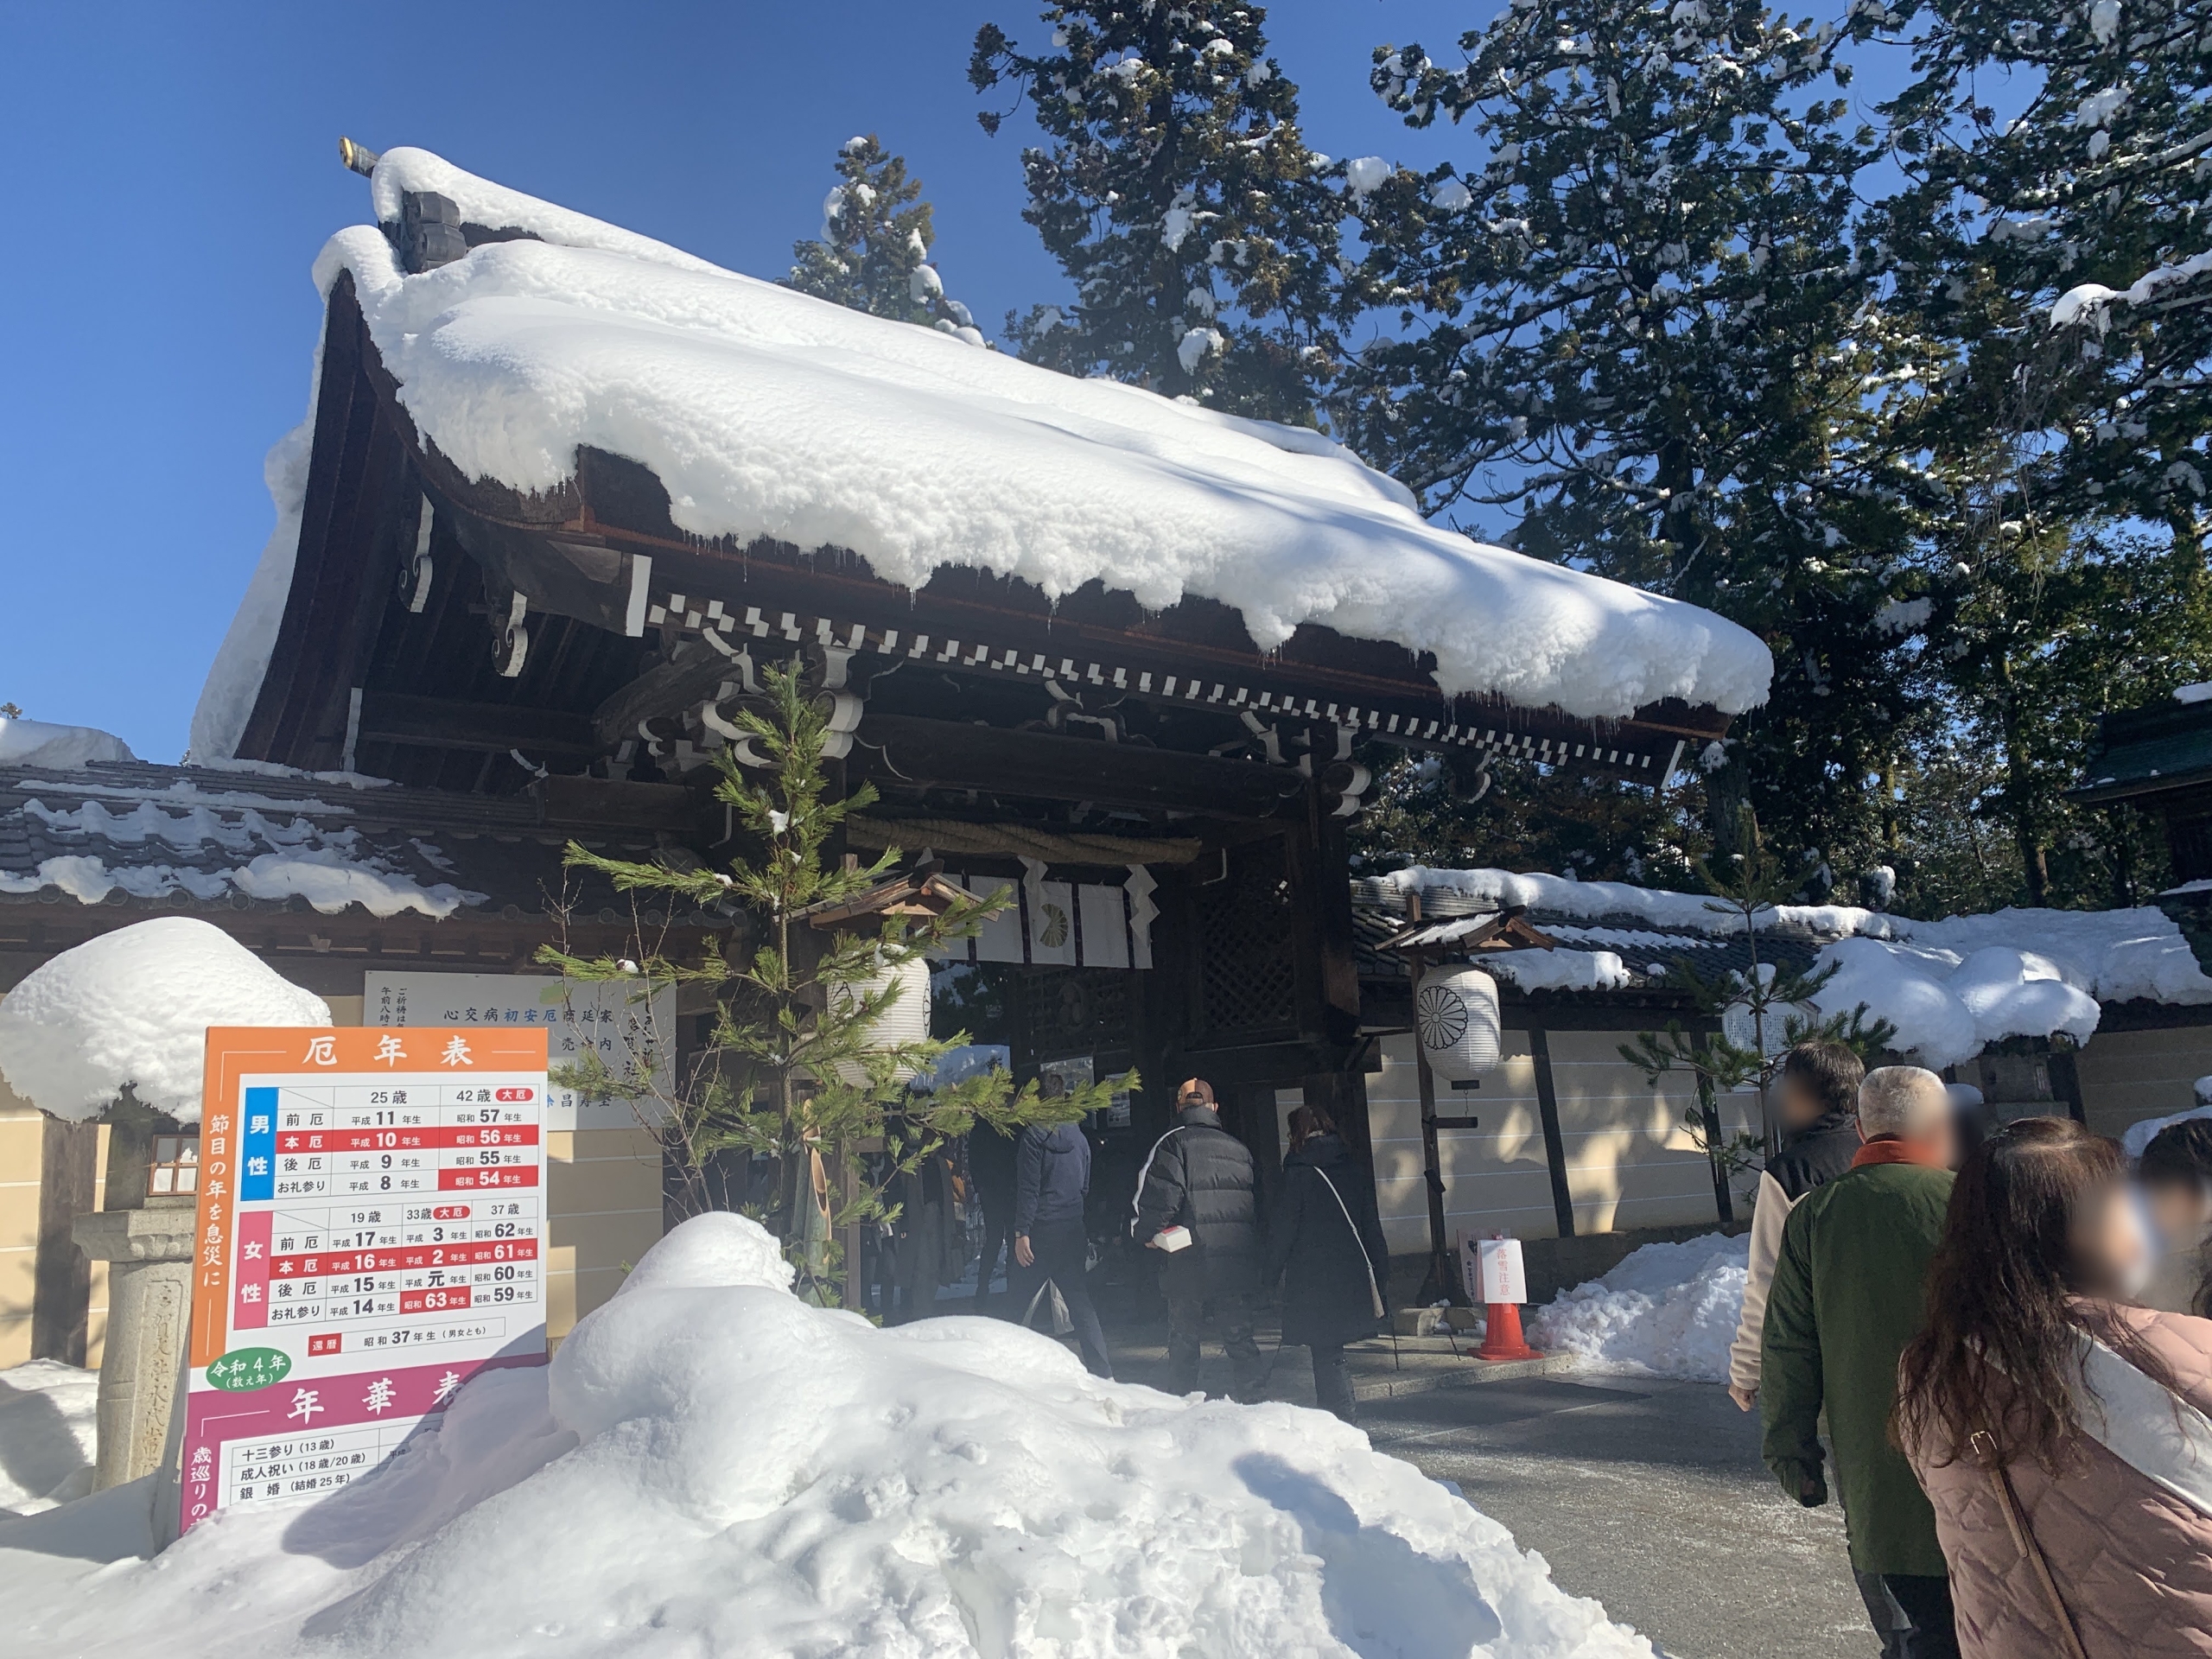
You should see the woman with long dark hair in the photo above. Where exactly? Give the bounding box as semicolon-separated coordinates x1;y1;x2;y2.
1895;1117;2212;1656
1263;1104;1389;1421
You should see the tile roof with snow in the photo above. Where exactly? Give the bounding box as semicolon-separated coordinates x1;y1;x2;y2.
191;147;1771;762
0;757;725;927
1357;866;2212;1071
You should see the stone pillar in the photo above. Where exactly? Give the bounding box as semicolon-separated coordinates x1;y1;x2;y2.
73;1198;197;1493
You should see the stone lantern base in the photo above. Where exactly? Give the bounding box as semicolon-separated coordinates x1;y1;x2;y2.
73;1198;198;1536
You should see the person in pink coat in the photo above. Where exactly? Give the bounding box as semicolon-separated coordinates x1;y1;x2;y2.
1895;1116;2212;1657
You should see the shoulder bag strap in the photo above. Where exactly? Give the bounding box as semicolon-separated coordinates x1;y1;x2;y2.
1969;1428;2090;1659
1311;1167;1386;1320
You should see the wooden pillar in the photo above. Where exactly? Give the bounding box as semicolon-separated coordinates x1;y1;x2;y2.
836;1152;864;1314
1401;897;1457;1301
1696;1075;1738;1226
1302;1067;1372;1165
1527;1027;1577;1239
1240;1083;1287;1218
33;1116;100;1364
1304;787;1364;1045
2047;1040;2088;1126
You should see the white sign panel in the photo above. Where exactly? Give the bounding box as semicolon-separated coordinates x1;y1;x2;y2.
365;971;674;1130
1461;1235;1529;1306
1077;884;1132;969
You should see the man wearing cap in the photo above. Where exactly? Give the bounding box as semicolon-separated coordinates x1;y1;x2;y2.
1132;1077;1265;1400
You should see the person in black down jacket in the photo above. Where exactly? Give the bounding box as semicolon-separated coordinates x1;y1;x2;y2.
1132;1077;1264;1400
1265;1105;1389;1421
1010;1118;1113;1377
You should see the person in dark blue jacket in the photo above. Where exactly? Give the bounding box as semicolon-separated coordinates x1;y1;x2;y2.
1011;1117;1114;1377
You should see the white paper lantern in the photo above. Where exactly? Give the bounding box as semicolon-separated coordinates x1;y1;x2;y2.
828;952;932;1086
1415;963;1503;1081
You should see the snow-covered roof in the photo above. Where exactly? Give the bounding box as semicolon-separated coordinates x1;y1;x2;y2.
1363;865;2212;1071
0;757;738;928
0;763;486;919
197;145;1771;751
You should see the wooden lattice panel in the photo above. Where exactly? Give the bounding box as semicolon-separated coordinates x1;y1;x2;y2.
1195;842;1299;1037
1023;968;1135;1059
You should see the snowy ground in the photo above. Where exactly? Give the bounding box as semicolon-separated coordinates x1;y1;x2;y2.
1527;1235;1748;1383
5;1214;1657;1658
0;1361;99;1514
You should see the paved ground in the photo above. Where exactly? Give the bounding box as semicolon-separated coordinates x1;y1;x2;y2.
1074;1303;1871;1659
975;1279;1872;1658
1365;1376;1872;1659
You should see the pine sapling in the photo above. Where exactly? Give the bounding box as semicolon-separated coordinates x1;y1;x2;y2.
539;662;1125;1306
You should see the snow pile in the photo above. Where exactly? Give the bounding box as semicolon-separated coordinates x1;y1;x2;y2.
188;143;1771;765
1490;948;1633;994
0;719;134;770
5;1213;1656;1658
1529;1234;1748;1382
0;1362;99;1515
0;796;484;918
0;918;329;1122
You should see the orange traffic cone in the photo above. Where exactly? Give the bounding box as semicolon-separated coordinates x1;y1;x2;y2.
1477;1298;1538;1362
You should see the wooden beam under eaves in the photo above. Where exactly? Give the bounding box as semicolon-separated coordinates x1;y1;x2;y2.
854;713;1310;819
357;691;601;756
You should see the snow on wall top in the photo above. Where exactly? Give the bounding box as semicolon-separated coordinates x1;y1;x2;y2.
1378;865;2212;1070
0;720;135;770
0;918;330;1122
276;148;1769;724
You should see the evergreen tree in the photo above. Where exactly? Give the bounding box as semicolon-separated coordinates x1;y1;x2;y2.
1861;0;2212;906
1618;827;1896;1217
1351;746;1710;892
1878;0;2212;536
1349;1;1941;882
1904;523;2205;908
786;135;987;342
969;2;1343;422
539;664;1112;1304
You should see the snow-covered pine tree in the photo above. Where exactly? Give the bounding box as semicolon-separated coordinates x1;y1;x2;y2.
1878;0;2212;539
1860;0;2212;905
785;135;988;343
1346;0;1938;884
969;2;1342;422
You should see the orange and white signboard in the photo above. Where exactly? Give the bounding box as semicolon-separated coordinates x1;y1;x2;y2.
180;1027;548;1535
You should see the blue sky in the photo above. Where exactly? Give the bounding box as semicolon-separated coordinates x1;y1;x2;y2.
0;3;1924;761
0;1;1491;760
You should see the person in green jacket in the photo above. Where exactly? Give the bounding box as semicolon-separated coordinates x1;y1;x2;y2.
1762;1065;1960;1659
